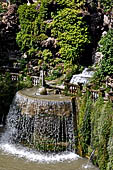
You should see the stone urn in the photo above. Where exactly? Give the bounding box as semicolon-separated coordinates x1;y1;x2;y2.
38;87;47;95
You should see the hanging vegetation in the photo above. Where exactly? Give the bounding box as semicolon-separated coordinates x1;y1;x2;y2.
77;95;113;170
16;0;90;74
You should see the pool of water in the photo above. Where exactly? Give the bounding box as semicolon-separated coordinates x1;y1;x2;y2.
0;127;99;170
0;150;99;170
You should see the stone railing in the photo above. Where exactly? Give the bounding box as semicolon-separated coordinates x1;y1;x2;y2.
10;73;19;81
1;72;113;102
31;76;39;86
64;82;78;94
64;82;113;102
10;73;39;86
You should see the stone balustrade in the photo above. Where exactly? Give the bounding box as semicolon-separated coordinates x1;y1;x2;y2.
64;82;113;102
10;73;19;81
31;76;39;86
10;73;39;87
64;82;78;94
1;72;113;102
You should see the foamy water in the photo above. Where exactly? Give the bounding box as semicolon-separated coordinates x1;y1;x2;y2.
0;142;80;163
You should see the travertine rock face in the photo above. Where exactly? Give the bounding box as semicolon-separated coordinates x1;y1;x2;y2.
41;37;57;48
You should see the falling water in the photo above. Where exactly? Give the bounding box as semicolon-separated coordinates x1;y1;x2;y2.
0;88;78;162
0;89;99;170
5;91;75;152
70;68;94;85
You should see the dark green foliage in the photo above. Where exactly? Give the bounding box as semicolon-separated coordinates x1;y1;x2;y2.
93;29;113;82
10;0;27;5
46;65;62;80
0;73;32;124
50;7;90;71
91;98;113;170
78;92;92;155
17;75;32;90
78;95;113;170
107;121;113;170
100;0;113;11
0;73;17;124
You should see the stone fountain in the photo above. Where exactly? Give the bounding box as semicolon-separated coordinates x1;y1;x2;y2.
6;84;76;152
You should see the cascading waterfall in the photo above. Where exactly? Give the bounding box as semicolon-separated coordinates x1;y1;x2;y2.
0;88;79;162
70;68;94;85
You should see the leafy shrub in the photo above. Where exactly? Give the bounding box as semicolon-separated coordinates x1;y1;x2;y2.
17;75;32;89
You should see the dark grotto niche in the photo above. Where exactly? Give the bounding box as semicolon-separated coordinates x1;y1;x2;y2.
79;5;104;66
0;4;21;125
0;4;21;69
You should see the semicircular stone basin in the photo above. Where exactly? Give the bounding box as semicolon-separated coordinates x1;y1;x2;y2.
17;87;73;116
8;87;76;152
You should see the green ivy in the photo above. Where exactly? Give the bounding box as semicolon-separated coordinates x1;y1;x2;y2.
91;98;113;170
50;7;90;70
94;29;113;82
16;0;90;74
100;0;113;11
16;4;39;54
78;92;92;155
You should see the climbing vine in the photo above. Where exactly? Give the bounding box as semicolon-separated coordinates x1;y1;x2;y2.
93;29;113;82
100;0;113;11
50;7;90;72
78;95;113;170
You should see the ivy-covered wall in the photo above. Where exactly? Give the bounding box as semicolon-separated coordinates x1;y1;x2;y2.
93;29;113;81
77;93;113;170
16;0;91;75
